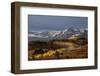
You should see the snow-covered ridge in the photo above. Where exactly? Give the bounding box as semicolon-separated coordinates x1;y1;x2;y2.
28;27;88;41
28;31;61;38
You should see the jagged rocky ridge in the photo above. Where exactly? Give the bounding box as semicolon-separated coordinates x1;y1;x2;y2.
28;27;88;41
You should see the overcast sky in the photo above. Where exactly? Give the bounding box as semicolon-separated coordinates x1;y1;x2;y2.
28;15;88;32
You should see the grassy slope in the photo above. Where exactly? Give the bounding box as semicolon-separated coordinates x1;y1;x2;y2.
28;38;88;60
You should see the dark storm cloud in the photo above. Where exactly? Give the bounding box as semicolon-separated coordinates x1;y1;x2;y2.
28;15;88;32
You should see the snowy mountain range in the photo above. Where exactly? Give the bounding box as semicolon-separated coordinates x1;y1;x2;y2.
28;27;88;41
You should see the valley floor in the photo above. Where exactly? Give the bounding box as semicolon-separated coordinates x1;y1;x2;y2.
28;38;88;60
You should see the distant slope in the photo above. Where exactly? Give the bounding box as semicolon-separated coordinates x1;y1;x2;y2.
28;27;88;41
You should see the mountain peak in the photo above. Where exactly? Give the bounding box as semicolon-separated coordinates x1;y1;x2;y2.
28;27;87;41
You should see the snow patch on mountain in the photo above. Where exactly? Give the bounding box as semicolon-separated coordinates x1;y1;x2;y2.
28;27;87;41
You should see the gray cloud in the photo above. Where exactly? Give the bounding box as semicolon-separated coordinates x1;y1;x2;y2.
28;15;88;32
